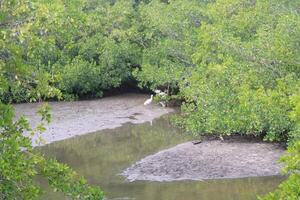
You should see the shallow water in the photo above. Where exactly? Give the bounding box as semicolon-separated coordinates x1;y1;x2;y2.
39;115;284;200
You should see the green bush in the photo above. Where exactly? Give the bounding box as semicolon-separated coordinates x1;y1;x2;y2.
0;103;104;199
260;141;300;200
1;1;104;199
1;0;300;198
133;0;206;92
1;0;140;102
177;0;300;142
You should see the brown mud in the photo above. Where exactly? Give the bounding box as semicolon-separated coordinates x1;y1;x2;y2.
15;93;285;181
122;137;284;181
14;93;173;146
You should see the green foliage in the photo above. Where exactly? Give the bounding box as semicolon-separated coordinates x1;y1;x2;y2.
0;103;104;199
1;1;104;199
133;0;206;92
0;0;62;103
289;94;300;143
177;0;300;142
1;0;140;102
260;141;300;200
1;0;300;198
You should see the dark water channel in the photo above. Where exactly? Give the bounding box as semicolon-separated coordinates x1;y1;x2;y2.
38;115;284;200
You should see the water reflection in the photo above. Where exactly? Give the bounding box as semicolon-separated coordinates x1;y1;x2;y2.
39;115;284;200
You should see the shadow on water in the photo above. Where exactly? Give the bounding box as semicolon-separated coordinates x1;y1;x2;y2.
38;114;284;200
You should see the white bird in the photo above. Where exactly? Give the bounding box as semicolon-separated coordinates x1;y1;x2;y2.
144;94;153;106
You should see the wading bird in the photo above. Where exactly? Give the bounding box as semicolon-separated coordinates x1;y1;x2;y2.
144;94;153;106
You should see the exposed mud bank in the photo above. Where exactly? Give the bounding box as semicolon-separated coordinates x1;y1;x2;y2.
122;137;285;181
14;93;174;146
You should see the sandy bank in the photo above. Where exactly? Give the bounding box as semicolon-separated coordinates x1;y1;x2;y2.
14;93;173;146
122;137;284;181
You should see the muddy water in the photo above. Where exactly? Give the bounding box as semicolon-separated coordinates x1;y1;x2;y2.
38;115;284;200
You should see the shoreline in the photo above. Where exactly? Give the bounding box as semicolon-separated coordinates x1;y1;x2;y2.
122;137;285;182
14;93;174;146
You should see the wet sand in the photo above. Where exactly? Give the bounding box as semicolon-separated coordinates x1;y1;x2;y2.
14;93;174;146
15;93;285;181
122;137;285;182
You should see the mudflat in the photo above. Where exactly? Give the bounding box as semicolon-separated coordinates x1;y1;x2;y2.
122;137;285;181
14;93;285;181
14;93;173;146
